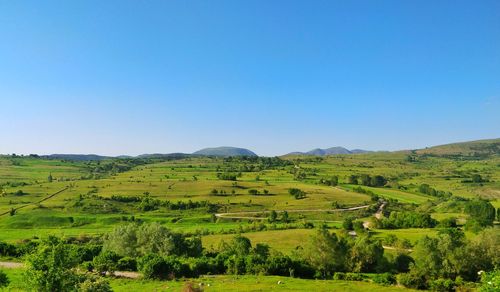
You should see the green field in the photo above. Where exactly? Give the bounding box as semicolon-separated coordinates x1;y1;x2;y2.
0;268;416;291
0;146;499;291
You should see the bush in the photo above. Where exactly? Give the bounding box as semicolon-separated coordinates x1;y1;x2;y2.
333;272;345;280
117;257;137;271
392;253;413;273
24;238;81;291
344;273;365;281
138;255;188;280
0;241;18;257
397;271;427;290
380;211;437;229
479;270;500;292
288;188;306;199
138;254;170;280
0;270;9;289
428;278;457;292
78;276;112;292
438;217;457;228
81;261;94;272
342;217;353;230
92;251;120;273
372;272;396;285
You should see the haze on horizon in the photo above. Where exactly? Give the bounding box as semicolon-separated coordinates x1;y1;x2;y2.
1;1;499;157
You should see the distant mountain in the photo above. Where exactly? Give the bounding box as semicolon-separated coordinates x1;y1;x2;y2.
43;154;111;161
193;147;257;157
415;138;500;156
285;147;371;156
350;149;372;154
136;153;191;159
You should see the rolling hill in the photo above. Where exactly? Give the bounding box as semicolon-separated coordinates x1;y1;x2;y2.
192;147;257;157
415;138;500;156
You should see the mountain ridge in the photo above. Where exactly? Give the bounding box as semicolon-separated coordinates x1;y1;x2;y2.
285;147;371;156
17;138;500;160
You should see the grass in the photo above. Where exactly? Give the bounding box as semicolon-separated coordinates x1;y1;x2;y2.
0;153;498;242
203;229;316;253
0;268;416;291
110;275;417;291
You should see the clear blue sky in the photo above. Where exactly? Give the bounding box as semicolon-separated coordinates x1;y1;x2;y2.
1;0;499;156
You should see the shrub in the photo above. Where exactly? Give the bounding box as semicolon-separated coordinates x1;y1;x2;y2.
342;217;353;230
138;255;189;280
78;276;112;292
464;199;496;227
92;251;120;273
24;238;80;291
397;271;427;290
0;270;9;289
344;273;365;281
0;241;18;257
392;253;413;273
117;257;137;271
288;188;306;199
81;261;94;272
138;254;169;280
479;270;500;292
438;217;457;228
428;278;457;292
372;272;396;285
333;272;345;280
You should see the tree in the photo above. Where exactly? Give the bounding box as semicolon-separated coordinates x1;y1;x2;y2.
465;199;496;227
288;188;306;199
359;174;371;186
349;235;384;272
138;254;170;280
342;217;354;230
93;250;120;274
303;228;350;278
471;174;483;183
348;175;358;185
0;270;9;289
281;211;289;223
102;223;139;257
418;184;431;194
248;189;259;196
103;223;202;258
227;235;252;256
24;237;80;292
370;175;386;187
321;176;339;186
353;221;365;235
409;228;484;283
330;176;339;186
467;228;500;276
269;210;277;223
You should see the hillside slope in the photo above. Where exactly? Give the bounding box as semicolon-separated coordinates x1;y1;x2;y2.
416;138;500;156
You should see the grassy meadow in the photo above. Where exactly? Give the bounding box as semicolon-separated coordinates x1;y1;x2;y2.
0;146;499;291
